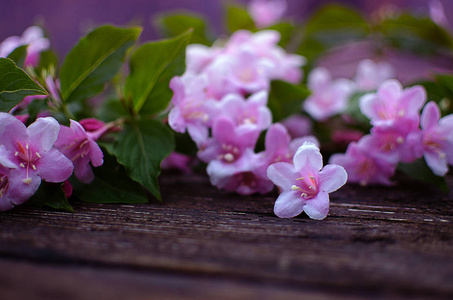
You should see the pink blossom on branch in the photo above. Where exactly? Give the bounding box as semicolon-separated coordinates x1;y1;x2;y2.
54;120;104;184
248;0;287;29
303;67;355;121
329;135;397;186
420;101;453;176
267;142;347;220
359;79;426;128
354;59;395;91
0;113;73;210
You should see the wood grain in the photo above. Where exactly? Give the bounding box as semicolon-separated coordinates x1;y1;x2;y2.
0;173;452;299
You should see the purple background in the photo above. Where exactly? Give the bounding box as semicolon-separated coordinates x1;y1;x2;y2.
1;0;452;59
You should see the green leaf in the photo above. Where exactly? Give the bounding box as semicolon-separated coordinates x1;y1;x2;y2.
380;14;452;55
27;182;74;212
112;119;175;200
71;150;148;204
398;159;448;193
268;80;309;122
125;29;192;114
156;12;212;45
0;58;47;112
7;45;28;68
60;25;142;103
225;3;256;33
297;4;368;60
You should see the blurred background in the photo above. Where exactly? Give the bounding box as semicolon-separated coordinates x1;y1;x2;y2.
2;0;452;58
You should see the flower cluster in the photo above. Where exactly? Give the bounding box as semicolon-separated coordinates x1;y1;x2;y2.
169;29;312;195
303;59;395;121
0;112;109;210
329;79;453;185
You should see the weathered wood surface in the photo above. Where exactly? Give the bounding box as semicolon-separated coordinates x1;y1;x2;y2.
0;173;452;299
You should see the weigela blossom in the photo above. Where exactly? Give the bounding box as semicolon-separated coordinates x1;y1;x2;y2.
354;59;395;91
0;26;50;67
359;79;426;128
218;91;272;131
303;67;355;121
54;120;104;184
419;101;453;176
198;116;260;164
329;136;396;186
207;149;273;195
267;142;347;220
0;113;73;210
248;0;287;28
260;123;319;165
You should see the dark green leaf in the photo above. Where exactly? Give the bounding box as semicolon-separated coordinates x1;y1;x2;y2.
398;159;448;193
71;150;148;204
7;45;28;68
225;3;256;33
380;14;452;55
60;25;141;103
96;97;130;122
268;80;309;122
125;29;192;114
112;119;175;200
156;12;212;45
0;58;47;112
27;182;74;212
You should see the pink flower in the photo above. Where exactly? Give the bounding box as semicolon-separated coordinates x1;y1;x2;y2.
329;135;396;186
369;118;422;163
248;0;287;28
168;74;212;146
198;116;259;164
261;123;319;165
359;80;426;127
354;59;395;91
303;67;355;121
205;49;272;96
281;115;313;138
0;113;73;210
420;101;453;176
267;142;347;220
54;120;104;183
161;152;194;174
0;26;50;67
207;149;273;195
218;91;272;131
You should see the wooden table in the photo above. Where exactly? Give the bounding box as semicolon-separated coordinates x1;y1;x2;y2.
1;173;452;299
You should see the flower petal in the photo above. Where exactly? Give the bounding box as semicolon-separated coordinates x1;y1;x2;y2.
421;101;440;130
267;162;297;191
27;117;60;151
303;191;330;220
274;191;305;218
293;142;323;172
319;164;348;193
88;139;104;167
424;151;448;176
8;170;41;205
37;148;74;182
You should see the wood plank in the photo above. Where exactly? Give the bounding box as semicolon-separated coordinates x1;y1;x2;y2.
0;173;452;299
